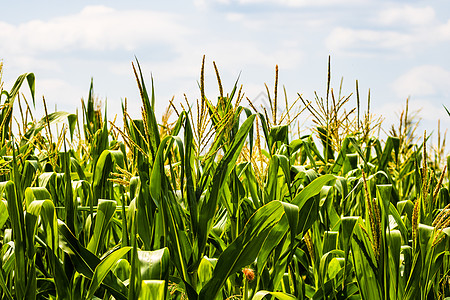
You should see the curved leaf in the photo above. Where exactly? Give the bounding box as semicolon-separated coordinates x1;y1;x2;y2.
199;200;285;300
253;290;296;300
87;247;132;299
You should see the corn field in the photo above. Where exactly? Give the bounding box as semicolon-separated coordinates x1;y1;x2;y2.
0;57;449;300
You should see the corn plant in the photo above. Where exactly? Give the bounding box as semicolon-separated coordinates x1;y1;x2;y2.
0;58;449;300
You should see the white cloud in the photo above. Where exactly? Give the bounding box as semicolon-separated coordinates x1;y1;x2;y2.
193;0;208;10
393;65;450;98
37;78;84;102
437;19;450;41
325;4;450;56
325;24;450;55
109;37;304;86
3;56;61;73
233;0;367;7
407;99;449;122
379;65;450;136
326;27;414;54
373;98;450;129
225;13;245;22
204;41;303;70
0;4;308;118
0;5;188;55
377;5;435;26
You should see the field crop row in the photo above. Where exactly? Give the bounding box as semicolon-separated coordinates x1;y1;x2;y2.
0;58;449;299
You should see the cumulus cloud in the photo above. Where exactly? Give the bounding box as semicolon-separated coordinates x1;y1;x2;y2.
376;5;435;26
326;28;414;54
38;78;84;101
204;41;303;70
373;98;450;130
205;0;367;7
393;65;450;98
326;26;437;56
437;19;450;41
378;65;450;133
0;5;188;55
325;4;450;55
2;1;448;136
0;4;303;72
2;56;61;74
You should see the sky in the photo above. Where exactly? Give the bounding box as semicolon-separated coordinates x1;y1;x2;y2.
1;0;450;144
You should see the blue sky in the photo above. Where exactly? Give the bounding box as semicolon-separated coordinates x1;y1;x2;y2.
1;0;450;141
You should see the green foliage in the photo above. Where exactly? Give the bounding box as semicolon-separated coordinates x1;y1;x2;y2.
0;58;449;300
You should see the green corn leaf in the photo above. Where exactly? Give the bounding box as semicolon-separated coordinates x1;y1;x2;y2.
38;172;59;204
265;155;280;203
348;136;368;165
23;111;77;142
93;150;124;205
135;169;154;250
149;135;172;206
58;220;128;300
133;58;160;162
292;174;336;234
339;216;358;286
161;193;191;282
0;200;8;229
27;198;69;299
269;124;289;154
27;199;58;252
240;162;262;208
256;212;289;274
378;136;400;171
63;143;76;234
388;202;409;243
330;136;351;174
183;115;198;235
83;78;95;136
198;257;217;289
317;126;334;161
291;174;336;207
23;212;37;300
198;114;256;257
58;220;99;277
242;107;254;156
252;290;297;300
0;268;13;300
129;211;139;300
138;248;170;280
322;231;339;255
20;160;39;192
4;72;35;104
257;113;271;151
113;259;131;282
318;250;344;288
87;247;132;299
45;244;71;299
5;181;27;300
68;113;77;140
24;187;51;207
387;230;402;299
138;280;166;300
199;200;285;300
351;218;382;300
87;199;117;255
